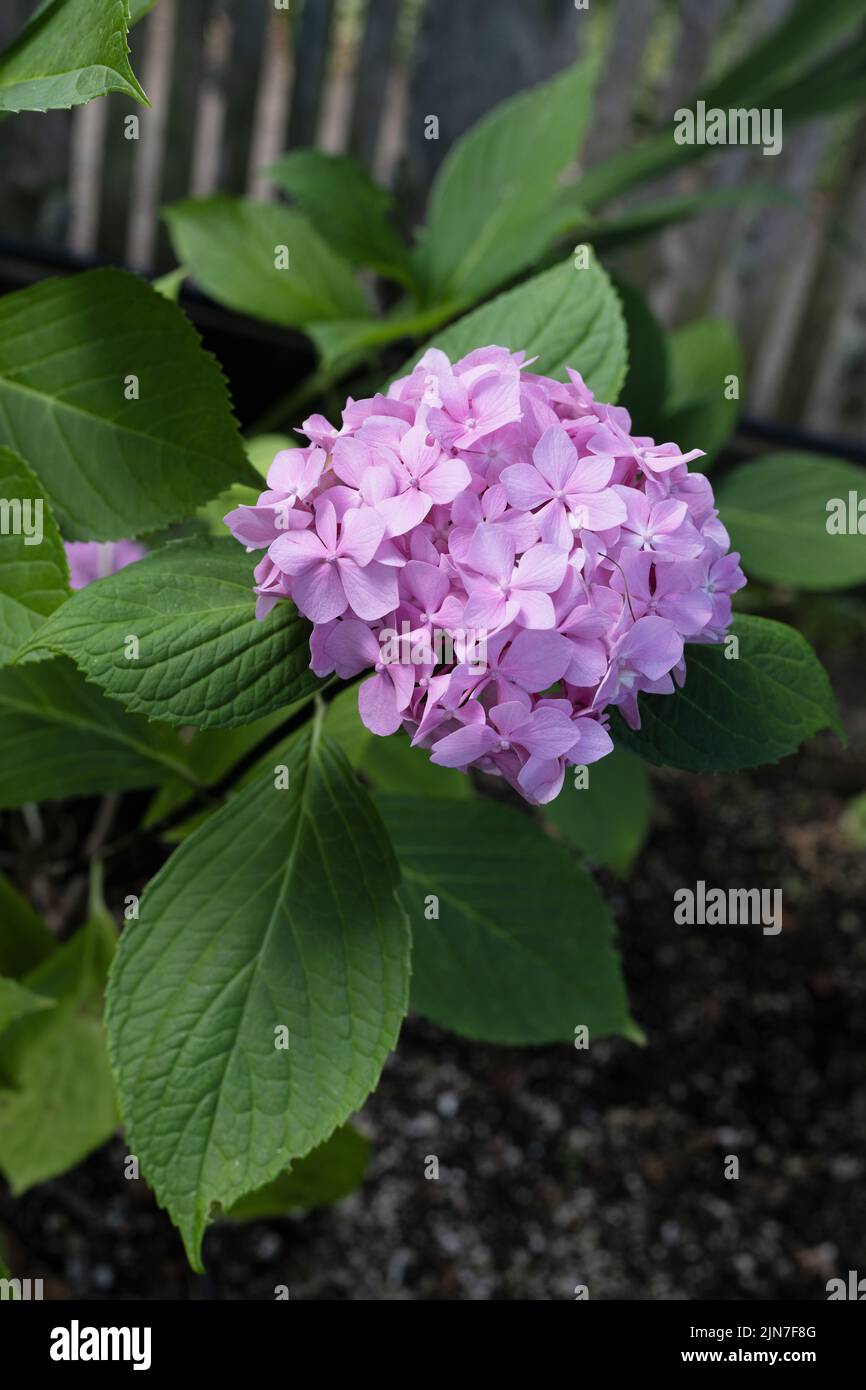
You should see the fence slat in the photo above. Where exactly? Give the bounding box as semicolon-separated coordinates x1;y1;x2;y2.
152;0;212;268
348;0;401;169
94;13;152;263
583;0;658;168
220;0;270;193
405;0;579;214
67;99;110;258
246;11;295;199
189;0;234;197
126;0;177;269
286;0;336;149
802;126;866;434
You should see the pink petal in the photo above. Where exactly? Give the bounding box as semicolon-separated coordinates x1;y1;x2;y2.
338;557;398;621
293;561;347;623
515;543;568;592
270;529;328;577
513;589;555;629
358;672;404;736
430;723;497;768
518;755;566;805
314;496;339;551
339;504;386;565
570;452;615;494
422;457;472;506
324;618;380;677
499;629;572;691
466;523;515;582
533;425;577;491
376;489;431;538
570;489;627;531
500;463;551;512
515;707;580;758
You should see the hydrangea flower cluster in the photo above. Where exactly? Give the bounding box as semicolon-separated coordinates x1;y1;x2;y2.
225;346;745;804
65;539;145;590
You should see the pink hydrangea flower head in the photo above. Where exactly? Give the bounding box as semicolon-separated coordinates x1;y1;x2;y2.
227;346;745;803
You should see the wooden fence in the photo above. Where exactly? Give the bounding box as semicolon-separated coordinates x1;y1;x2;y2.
0;0;864;442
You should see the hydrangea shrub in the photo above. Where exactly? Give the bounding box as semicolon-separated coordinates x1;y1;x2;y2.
0;2;849;1272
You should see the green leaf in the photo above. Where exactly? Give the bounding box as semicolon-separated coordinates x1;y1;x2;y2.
613;615;843;772
408;255;628;405
269;151;415;289
553;184;794;257
129;0;159;22
416;59;595;300
376;795;637;1046
657;316;743;466
842;790;866;849
0;978;54;1035
324;686;471;799
107;721;410;1268
0;268;255;541
716;453;866;590
701;0;866;112
245;433;295;479
142;695;316;832
0;1240;18;1291
0;449;69;665
0;906;117;1193
545;747;652;876
573;0;866;210
0;657;195;808
225;1125;370;1221
151;265;186;302
18;536;324;730
608;275;667;439
164;196;370;329
0;0;147;113
0;875;56;978
307;301;461;375
0;1253;14;1291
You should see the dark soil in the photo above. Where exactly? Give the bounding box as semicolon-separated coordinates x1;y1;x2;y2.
2;644;864;1302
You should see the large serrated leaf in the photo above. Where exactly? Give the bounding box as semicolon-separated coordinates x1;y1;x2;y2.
545;746;652;877
0;875;56;978
612;616;843;772
656;316;743;467
269;151;415;289
0;0;147;113
716;453;866;590
107;723;410;1268
376;794;638;1046
164;196;371;329
0;907;117;1193
0;269;255;541
0;448;69;664
225;1125;370;1221
0;978;54;1035
0;657;195;808
406;256;628;405
416;59;595;300
18;536;324;730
